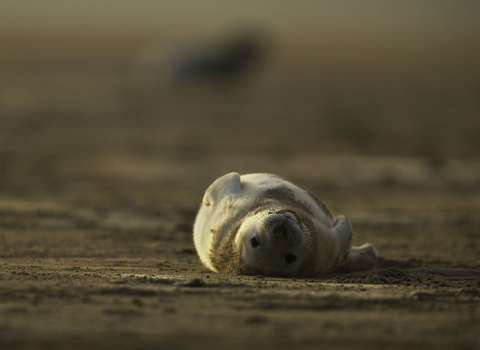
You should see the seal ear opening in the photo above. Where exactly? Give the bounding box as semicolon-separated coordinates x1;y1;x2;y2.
203;172;242;207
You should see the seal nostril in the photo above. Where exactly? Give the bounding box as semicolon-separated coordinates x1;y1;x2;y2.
285;254;296;264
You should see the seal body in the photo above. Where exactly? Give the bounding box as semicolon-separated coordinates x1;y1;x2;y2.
193;173;377;277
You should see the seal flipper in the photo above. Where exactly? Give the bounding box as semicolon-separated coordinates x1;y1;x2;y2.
195;172;241;271
336;244;378;272
203;172;241;207
331;215;353;267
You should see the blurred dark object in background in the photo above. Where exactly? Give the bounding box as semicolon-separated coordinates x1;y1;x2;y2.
170;30;264;82
129;27;267;91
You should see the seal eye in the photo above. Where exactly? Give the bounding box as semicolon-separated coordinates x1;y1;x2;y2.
250;237;259;248
285;254;296;264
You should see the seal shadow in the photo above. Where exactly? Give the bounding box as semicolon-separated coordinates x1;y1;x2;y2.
315;257;480;288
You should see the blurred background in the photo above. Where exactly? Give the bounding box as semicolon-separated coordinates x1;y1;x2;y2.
1;0;480;211
2;5;480;348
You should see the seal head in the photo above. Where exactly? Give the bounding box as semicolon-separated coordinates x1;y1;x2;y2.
233;209;316;277
207;184;329;277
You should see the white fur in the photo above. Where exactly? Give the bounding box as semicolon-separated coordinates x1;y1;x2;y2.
193;173;377;276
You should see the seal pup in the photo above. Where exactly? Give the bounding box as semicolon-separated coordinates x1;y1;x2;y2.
194;173;378;277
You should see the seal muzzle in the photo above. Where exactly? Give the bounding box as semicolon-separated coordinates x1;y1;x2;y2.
264;212;302;244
